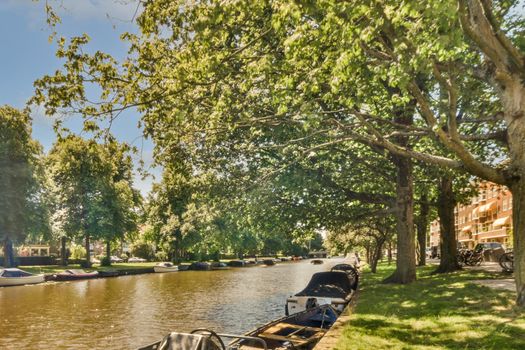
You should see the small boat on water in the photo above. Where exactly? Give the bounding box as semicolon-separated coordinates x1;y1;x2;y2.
331;264;359;290
310;259;323;265
138;304;338;350
286;270;356;315
178;264;190;271
154;262;179;273
189;262;211;271
53;269;99;281
228;260;246;267
262;259;276;266
210;262;230;270
0;268;45;287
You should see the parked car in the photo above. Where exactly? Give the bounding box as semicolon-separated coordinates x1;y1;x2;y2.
128;257;147;263
110;255;123;263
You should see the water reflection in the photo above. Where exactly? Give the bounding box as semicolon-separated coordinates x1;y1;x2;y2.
0;259;345;349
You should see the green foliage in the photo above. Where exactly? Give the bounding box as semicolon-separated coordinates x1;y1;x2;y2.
100;256;111;266
130;240;155;261
47;135;140;261
0;106;50;248
69;243;86;260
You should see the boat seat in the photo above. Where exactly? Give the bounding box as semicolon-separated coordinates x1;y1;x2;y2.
258;323;326;347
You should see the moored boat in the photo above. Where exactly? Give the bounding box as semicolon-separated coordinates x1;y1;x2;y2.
154;262;179;273
310;259;323;265
53;269;99;281
285;271;356;315
262;259;275;266
210;262;229;270
189;262;211;271
331;263;359;290
138;304;338;350
0;268;45;287
227;260;246;267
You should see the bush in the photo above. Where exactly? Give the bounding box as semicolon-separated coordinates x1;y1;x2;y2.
70;244;87;260
155;251;168;261
130;241;155;261
80;260;92;268
100;256;111;266
120;254;128;262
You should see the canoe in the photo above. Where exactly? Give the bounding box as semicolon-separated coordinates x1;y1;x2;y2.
286;271;356;315
138;304;339;350
310;259;324;265
154;262;179;273
53;269;99;281
0;268;45;287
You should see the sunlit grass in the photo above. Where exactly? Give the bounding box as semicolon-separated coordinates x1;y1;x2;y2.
336;263;525;349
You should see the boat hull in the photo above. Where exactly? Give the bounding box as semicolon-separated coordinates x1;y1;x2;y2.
0;274;45;286
154;266;179;273
53;272;99;281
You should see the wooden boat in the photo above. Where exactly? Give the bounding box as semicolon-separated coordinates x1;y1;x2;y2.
138;305;338;350
310;259;323;265
211;262;230;270
154;262;179;273
53;269;99;281
230;304;338;350
0;268;45;287
286;271;355;315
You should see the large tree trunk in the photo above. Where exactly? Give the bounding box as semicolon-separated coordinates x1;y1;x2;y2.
416;194;430;266
384;155;416;284
434;176;461;273
106;240;111;264
60;236;67;266
2;238;15;268
85;233;91;267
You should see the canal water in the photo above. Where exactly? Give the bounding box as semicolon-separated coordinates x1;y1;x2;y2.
0;258;346;349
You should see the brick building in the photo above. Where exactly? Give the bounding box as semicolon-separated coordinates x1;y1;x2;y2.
429;182;513;250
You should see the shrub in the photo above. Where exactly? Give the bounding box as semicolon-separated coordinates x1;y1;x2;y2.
155;251;168;261
130;241;155;260
120;254;128;262
70;244;86;260
100;256;111;266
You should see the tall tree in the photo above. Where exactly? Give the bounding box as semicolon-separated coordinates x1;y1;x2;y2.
0;106;49;267
33;0;525;305
48;136;123;266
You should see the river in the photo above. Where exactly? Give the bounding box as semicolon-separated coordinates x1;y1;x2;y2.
0;258;345;349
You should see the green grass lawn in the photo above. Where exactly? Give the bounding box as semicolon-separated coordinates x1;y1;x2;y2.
337;263;525;350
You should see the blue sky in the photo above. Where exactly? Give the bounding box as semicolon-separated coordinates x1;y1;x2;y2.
0;0;157;194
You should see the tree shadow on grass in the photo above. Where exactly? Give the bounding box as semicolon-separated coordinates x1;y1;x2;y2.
339;264;525;349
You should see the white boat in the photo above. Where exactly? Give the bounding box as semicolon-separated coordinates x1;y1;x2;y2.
154;262;179;273
0;268;45;287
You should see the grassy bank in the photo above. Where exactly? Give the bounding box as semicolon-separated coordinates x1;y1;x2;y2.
337;263;525;349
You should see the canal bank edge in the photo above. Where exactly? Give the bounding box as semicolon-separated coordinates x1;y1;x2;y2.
313;290;360;350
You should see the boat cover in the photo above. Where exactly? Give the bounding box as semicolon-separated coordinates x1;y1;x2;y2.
158;333;222;350
1;268;33;278
294;271;352;299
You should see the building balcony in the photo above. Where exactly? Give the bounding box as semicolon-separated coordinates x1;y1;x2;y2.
474;227;509;240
